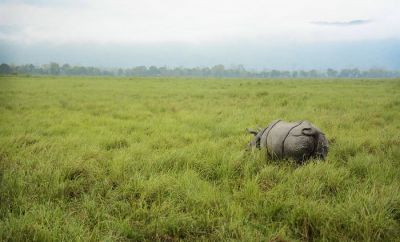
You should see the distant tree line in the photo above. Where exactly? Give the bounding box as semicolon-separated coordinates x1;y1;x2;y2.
1;63;399;78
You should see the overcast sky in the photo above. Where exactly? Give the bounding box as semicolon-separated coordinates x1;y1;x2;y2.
1;0;399;69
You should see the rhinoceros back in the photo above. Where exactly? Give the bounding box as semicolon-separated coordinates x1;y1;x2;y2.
260;120;327;161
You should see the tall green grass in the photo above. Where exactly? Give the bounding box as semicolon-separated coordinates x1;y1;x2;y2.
0;76;399;241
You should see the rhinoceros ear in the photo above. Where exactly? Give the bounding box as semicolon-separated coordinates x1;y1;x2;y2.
302;127;317;136
247;128;258;136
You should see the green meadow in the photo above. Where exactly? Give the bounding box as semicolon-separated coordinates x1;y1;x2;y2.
0;76;399;241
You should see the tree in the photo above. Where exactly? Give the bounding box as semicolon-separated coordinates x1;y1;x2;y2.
50;62;60;75
211;64;225;77
132;66;147;76
350;68;360;78
0;63;11;74
270;69;281;78
148;66;160;75
308;69;319;78
117;68;124;76
327;68;337;77
61;64;71;75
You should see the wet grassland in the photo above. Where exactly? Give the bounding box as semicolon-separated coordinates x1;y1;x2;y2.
0;76;399;241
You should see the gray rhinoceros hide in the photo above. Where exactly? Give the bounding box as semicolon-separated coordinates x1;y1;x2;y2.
248;120;328;162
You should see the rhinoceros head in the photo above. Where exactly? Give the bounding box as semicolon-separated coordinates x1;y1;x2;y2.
314;133;329;160
247;128;263;149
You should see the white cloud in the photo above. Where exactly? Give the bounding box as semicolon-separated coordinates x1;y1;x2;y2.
0;0;399;44
311;20;372;26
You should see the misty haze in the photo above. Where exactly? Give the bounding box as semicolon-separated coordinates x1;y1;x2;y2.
1;0;399;241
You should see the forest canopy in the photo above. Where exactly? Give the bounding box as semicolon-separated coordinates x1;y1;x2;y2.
1;63;399;78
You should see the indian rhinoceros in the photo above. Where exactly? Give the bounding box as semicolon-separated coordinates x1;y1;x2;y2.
247;120;328;162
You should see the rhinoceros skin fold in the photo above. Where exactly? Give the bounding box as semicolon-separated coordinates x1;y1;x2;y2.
248;120;329;162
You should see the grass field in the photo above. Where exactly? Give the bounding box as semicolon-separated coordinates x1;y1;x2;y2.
0;76;399;241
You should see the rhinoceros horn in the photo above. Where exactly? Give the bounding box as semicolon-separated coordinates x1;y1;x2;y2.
247;127;267;148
